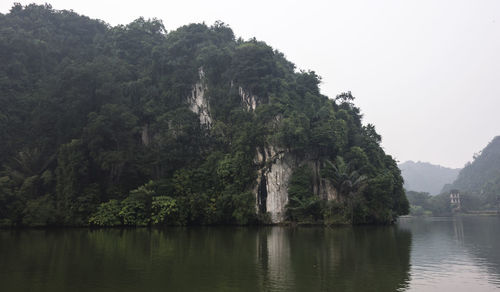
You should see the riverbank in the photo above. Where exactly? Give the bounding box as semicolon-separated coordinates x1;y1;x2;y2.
402;211;499;219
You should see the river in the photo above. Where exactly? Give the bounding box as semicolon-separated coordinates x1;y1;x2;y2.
0;216;499;291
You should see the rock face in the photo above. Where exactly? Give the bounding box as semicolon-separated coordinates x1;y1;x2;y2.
255;147;338;223
141;124;150;146
256;227;293;287
239;86;258;111
255;147;296;222
188;70;337;223
187;68;212;127
307;160;338;201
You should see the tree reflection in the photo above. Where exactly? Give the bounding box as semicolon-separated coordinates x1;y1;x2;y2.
258;226;412;291
0;226;411;292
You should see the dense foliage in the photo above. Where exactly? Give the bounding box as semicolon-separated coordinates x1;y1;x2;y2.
405;191;450;216
445;136;500;205
405;137;500;216
406;189;494;216
0;4;408;226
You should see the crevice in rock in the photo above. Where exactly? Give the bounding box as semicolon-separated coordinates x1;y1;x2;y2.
258;173;268;214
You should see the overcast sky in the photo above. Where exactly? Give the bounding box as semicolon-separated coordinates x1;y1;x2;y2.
1;0;499;168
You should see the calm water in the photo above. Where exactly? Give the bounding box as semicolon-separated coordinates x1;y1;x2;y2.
0;216;499;291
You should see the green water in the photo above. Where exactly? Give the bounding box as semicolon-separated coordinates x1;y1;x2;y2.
0;216;499;291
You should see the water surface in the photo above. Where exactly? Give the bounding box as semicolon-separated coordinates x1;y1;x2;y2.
0;216;499;291
400;216;500;291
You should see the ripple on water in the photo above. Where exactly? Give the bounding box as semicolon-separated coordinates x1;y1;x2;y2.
400;216;500;292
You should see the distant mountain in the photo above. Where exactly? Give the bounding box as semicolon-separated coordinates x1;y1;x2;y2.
399;161;460;195
447;136;500;196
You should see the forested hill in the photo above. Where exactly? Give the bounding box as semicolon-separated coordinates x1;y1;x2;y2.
446;136;500;201
398;161;460;195
0;4;408;227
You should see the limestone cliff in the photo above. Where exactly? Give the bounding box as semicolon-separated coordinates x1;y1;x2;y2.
239;86;258;111
0;9;409;227
187;68;212;127
187;70;338;223
254;146;338;223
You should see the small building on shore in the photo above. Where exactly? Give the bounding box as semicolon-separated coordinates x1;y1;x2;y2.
450;190;461;211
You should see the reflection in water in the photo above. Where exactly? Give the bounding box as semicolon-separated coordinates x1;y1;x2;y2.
3;218;498;291
0;226;411;292
398;216;500;292
256;227;412;291
457;217;500;287
257;227;294;291
285;227;411;292
454;217;464;243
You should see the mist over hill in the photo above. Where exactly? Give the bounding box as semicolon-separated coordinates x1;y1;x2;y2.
398;161;460;195
405;136;500;215
446;136;500;199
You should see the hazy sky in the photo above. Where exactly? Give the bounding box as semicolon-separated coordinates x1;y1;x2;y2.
1;0;499;168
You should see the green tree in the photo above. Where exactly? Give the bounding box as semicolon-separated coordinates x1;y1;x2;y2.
151;196;178;225
286;166;321;222
322;157;367;223
0;4;409;226
88;200;122;226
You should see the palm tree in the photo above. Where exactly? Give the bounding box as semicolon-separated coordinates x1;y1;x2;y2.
3;147;54;182
324;156;367;222
287;195;320;221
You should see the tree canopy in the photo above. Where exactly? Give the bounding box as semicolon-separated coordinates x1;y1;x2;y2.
0;4;408;226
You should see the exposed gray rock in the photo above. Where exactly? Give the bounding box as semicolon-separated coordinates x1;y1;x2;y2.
238;86;258;111
187;68;212;127
141;124;150;146
307;160;338;201
265;150;296;222
187;69;338;223
254;146;338;223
